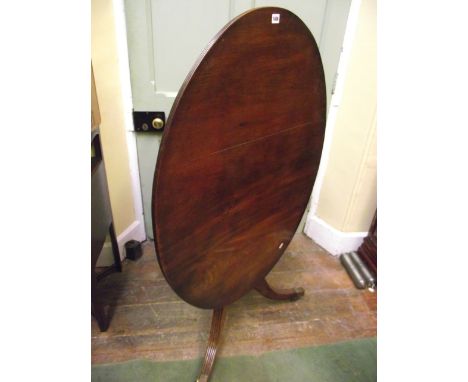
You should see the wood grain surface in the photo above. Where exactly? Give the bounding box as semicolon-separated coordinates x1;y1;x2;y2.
152;8;326;309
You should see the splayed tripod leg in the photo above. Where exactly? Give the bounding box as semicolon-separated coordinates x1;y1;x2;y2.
196;307;226;382
255;278;305;301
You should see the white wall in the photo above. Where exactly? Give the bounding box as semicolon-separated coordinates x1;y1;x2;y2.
305;0;376;255
92;0;145;262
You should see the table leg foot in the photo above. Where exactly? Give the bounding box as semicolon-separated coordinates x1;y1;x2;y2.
255;278;305;301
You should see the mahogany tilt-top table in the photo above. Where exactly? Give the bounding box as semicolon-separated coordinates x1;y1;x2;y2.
151;7;326;381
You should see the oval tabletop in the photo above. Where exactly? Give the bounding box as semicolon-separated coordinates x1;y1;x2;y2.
152;7;326;309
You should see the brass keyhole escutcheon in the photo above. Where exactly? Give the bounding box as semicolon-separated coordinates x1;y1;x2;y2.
152;117;164;130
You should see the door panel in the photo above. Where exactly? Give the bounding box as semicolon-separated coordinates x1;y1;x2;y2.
256;0;327;39
151;0;231;93
124;0;351;238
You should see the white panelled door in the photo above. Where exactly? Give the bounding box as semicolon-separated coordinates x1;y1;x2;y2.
124;0;351;238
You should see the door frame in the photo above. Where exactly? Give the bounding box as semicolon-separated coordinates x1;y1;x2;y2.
112;0;146;241
112;0;360;243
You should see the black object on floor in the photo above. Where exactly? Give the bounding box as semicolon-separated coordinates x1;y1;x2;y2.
125;240;143;261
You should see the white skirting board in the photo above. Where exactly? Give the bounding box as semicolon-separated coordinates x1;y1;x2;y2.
304;214;367;256
95;220;146;267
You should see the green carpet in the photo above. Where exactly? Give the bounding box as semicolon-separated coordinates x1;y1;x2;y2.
92;337;376;382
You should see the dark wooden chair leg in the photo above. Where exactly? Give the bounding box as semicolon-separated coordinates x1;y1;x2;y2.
109;222;122;272
91;272;109;331
196;308;226;382
255;278;305;301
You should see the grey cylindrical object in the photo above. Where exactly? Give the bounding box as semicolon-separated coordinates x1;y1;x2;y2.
340;253;366;289
349;251;376;289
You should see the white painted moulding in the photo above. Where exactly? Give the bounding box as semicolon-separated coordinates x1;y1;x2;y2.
96;220;146;266
304;214;367;256
112;0;146;240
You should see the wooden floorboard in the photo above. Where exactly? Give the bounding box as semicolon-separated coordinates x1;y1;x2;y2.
92;233;377;364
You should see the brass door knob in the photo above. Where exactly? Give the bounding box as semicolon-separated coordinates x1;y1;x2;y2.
152;117;164;130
